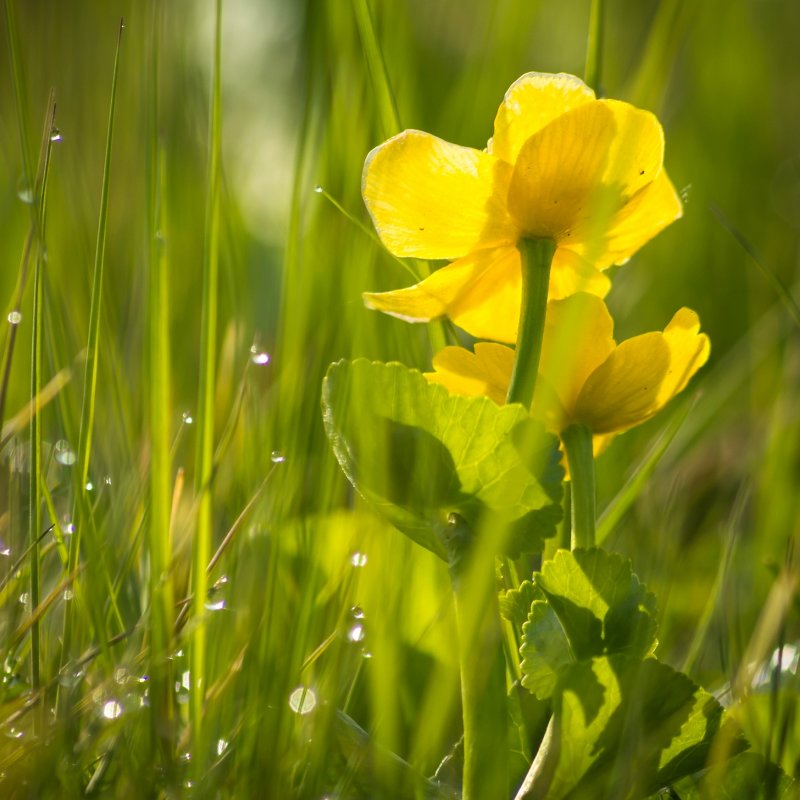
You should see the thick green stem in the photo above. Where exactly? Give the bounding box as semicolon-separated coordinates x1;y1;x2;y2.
506;238;556;409
445;515;507;800
561;423;596;549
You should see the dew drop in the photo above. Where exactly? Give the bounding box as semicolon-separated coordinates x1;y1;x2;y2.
7;311;22;325
54;440;77;466
313;185;323;194
103;475;112;486
0;543;10;557
62;589;74;601
288;686;317;715
350;552;368;568
270;450;286;464
62;522;75;535
347;624;366;643
19;593;29;606
361;650;373;659
85;481;94;492
181;670;191;691
49;128;62;143
204;599;226;612
249;345;270;365
17;180;34;204
182;411;194;425
216;738;229;756
350;605;365;620
102;699;122;720
4;727;24;740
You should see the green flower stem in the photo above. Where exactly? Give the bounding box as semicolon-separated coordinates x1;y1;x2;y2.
445;515;507;800
561;423;596;549
506;237;556;409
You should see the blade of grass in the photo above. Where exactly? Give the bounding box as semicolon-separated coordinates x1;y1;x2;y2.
351;0;448;354
146;0;175;758
584;0;605;94
710;204;800;328
57;17;125;718
192;0;223;761
596;397;693;544
28;91;58;726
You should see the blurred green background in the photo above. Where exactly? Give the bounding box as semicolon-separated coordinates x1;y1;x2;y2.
1;0;799;795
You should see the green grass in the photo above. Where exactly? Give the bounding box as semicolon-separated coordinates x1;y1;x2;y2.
1;0;800;797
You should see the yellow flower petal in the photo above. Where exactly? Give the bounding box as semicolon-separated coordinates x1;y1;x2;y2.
425;343;515;405
363;246;610;343
507;100;665;259
573;332;671;434
572;169;683;269
539;294;616;417
549;248;613;301
488;72;595;164
362;130;518;260
363;246;522;342
657;308;711;405
507;101;617;240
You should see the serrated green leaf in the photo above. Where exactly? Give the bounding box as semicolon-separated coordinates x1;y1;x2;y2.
322;359;563;560
545;656;745;800
499;580;542;628
519;548;658;699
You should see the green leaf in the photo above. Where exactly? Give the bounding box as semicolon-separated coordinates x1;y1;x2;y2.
322;359;563;560
520;548;658;699
661;752;797;799
500;580;541;628
545;656;745;800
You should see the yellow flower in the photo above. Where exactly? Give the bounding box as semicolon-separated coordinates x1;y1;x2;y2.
362;73;682;343
425;293;709;450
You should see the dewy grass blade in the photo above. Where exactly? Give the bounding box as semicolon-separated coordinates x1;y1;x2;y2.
147;0;175;753
193;0;223;760
29;91;58;728
58;18;125;714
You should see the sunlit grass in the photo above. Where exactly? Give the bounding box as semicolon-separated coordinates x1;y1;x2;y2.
0;0;799;797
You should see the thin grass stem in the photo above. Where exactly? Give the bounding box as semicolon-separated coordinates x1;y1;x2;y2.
584;0;605;93
561;423;596;549
192;0;223;761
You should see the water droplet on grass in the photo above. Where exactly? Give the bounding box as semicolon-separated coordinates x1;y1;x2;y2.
216;738;229;756
54;440;77;466
350;605;364;619
313;185;323;194
19;593;29;606
270;450;286;464
249;345;270;365
347;624;365;643
0;543;10;557
17;180;34;204
182;412;193;425
62;589;73;601
350;552;367;568
49;128;62;142
85;481;94;492
102;700;122;720
7;311;22;325
204;599;226;611
289;686;316;715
